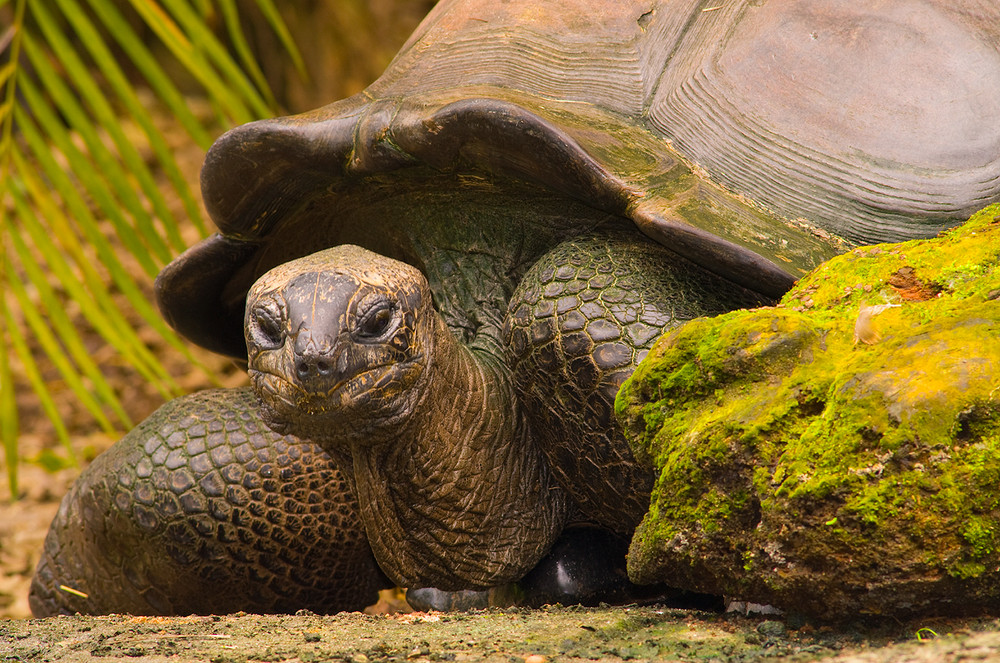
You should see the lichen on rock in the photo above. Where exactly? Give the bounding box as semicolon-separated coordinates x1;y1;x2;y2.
616;204;1000;621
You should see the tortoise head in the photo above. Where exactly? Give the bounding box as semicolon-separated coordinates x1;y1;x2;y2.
245;245;436;444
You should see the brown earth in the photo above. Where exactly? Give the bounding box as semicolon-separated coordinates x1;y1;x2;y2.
7;605;1000;662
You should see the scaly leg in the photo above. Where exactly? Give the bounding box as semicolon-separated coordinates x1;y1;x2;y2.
30;387;390;616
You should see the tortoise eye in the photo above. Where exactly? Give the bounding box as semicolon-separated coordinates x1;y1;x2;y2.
250;304;284;350
355;299;396;341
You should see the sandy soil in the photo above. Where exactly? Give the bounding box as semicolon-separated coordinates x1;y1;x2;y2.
0;464;70;620
6;605;1000;662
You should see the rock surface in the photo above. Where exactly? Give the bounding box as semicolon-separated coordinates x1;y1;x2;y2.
617;204;1000;620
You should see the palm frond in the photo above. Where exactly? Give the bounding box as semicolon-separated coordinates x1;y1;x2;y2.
0;0;301;498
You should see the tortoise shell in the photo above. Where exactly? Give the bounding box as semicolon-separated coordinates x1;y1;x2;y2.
157;0;1000;357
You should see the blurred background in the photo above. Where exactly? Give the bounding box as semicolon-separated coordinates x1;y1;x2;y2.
0;0;436;616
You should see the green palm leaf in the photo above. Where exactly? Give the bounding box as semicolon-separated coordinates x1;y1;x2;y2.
0;0;301;497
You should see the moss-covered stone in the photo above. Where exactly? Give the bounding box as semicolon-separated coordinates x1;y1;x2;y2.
616;204;1000;621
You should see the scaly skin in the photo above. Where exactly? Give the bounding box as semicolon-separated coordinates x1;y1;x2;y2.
30;388;389;617
505;233;771;532
349;316;570;589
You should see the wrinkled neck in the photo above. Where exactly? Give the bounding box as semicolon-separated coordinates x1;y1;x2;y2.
349;316;568;590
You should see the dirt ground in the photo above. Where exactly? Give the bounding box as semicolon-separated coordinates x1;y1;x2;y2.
0;462;71;620
7;604;1000;662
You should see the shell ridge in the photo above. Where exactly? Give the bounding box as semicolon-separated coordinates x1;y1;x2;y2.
389;96;637;215
202;110;364;240
630;207;795;300
348;98;418;176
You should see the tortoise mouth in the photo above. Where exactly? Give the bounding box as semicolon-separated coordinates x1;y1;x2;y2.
249;358;425;443
251;369;361;441
250;369;323;436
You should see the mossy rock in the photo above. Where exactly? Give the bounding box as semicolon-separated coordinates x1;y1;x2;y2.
616;204;1000;621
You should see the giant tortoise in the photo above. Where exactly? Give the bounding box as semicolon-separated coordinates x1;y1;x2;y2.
30;0;1000;616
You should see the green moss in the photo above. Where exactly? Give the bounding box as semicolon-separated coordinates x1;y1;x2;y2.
963;518;996;558
617;204;1000;618
950;561;987;580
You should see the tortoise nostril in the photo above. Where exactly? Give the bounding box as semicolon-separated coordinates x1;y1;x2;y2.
295;354;335;383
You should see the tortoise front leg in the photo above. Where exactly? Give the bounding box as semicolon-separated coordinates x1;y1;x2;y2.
30;387;390;616
504;231;772;532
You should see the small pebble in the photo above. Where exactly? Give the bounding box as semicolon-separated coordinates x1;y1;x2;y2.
757;620;787;638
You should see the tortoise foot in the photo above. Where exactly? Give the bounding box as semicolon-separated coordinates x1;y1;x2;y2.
30;388;390;616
